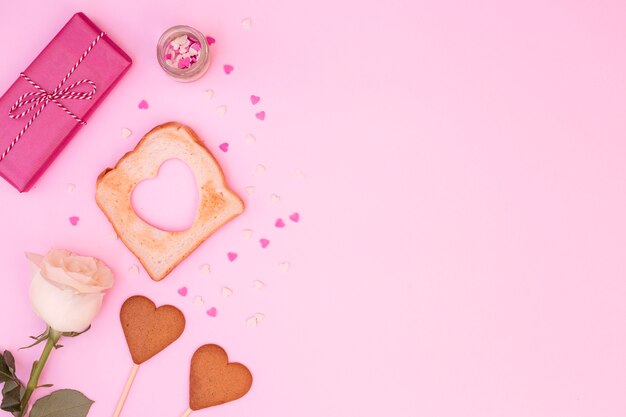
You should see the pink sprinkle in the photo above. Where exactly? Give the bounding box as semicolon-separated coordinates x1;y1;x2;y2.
165;53;172;59
255;111;265;121
219;143;229;152
227;252;238;262
69;216;79;226
275;218;285;228
250;95;260;105
260;238;270;248
206;36;216;45
289;212;300;223
206;307;217;317
138;100;149;109
224;64;234;74
177;287;188;297
190;42;201;51
178;57;191;69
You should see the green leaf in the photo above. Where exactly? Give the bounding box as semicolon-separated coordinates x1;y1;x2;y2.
0;352;11;382
3;351;16;373
0;380;22;413
29;389;94;417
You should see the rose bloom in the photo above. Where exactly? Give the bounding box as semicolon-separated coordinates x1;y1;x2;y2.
26;249;115;333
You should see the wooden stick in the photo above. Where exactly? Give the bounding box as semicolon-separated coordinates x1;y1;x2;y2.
113;364;140;417
180;408;193;417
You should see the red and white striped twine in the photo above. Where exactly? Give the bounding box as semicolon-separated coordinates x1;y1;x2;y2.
1;31;106;161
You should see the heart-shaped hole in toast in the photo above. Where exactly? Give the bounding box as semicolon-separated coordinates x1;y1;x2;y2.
131;159;199;232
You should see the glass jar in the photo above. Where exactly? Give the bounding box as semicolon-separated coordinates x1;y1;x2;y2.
157;25;210;82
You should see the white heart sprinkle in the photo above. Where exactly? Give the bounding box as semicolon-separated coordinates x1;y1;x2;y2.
295;169;305;179
200;264;211;274
254;313;265;322
246;316;258;327
242;229;253;239
66;183;75;193
193;296;204;305
128;265;139;275
204;89;214;99
253;280;265;290
244;134;256;144
270;193;281;204
241;18;252;29
245;186;256;195
222;287;233;297
216;105;227;116
255;164;266;175
121;127;132;138
278;261;290;272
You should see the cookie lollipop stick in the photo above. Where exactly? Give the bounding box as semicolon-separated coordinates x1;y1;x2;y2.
178;344;253;417
114;296;185;417
113;364;139;417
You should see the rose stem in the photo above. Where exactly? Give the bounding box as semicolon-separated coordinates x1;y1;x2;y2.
19;328;62;417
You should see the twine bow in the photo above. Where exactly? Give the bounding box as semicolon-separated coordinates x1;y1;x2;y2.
1;31;106;161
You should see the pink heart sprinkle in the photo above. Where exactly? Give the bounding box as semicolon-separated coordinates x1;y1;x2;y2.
275;218;285;228
190;42;200;51
69;216;79;226
224;64;234;74
227;252;238;262
289;212;300;222
255;111;265;121
219;143;229;152
206;36;216;45
206;307;217;317
177;287;188;297
138;100;149;109
178;57;191;69
260;238;270;248
250;95;260;105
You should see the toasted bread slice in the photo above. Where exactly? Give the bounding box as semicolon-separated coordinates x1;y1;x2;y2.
96;122;244;281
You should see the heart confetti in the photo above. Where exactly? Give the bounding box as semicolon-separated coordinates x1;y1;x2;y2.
222;287;233;297
289;212;300;222
227;252;238;262
178;287;188;297
255;111;265;121
253;280;265;290
216;105;227;116
69;216;79;226
245;186;256;195
250;95;260;105
242;229;253;239
244;134;256;144
241;18;252;29
204;89;214;99
224;64;234;74
259;238;270;248
66;183;75;193
255;164;266;175
271;194;281;204
219;143;229;152
275;218;285;228
138;100;149;109
206;307;218;317
199;264;211;274
206;36;216;45
121;127;132;138
193;296;204;306
278;261;290;272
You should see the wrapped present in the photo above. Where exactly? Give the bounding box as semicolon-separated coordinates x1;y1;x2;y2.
0;12;132;192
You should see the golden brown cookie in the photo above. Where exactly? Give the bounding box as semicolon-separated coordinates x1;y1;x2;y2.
189;344;253;410
120;295;185;364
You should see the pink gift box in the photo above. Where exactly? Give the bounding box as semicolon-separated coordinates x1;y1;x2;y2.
0;12;132;192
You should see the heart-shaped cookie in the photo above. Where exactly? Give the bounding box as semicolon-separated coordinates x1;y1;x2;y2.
189;344;253;410
120;296;185;364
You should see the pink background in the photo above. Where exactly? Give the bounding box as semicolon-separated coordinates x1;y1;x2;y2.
1;1;626;416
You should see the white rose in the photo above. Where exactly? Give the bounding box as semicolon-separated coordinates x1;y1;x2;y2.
26;249;115;333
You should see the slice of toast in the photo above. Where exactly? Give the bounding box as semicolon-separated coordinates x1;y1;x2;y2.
96;122;244;281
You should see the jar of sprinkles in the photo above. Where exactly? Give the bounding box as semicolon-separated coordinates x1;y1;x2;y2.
157;25;210;82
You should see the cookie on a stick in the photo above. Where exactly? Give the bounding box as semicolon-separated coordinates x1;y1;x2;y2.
114;296;185;417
